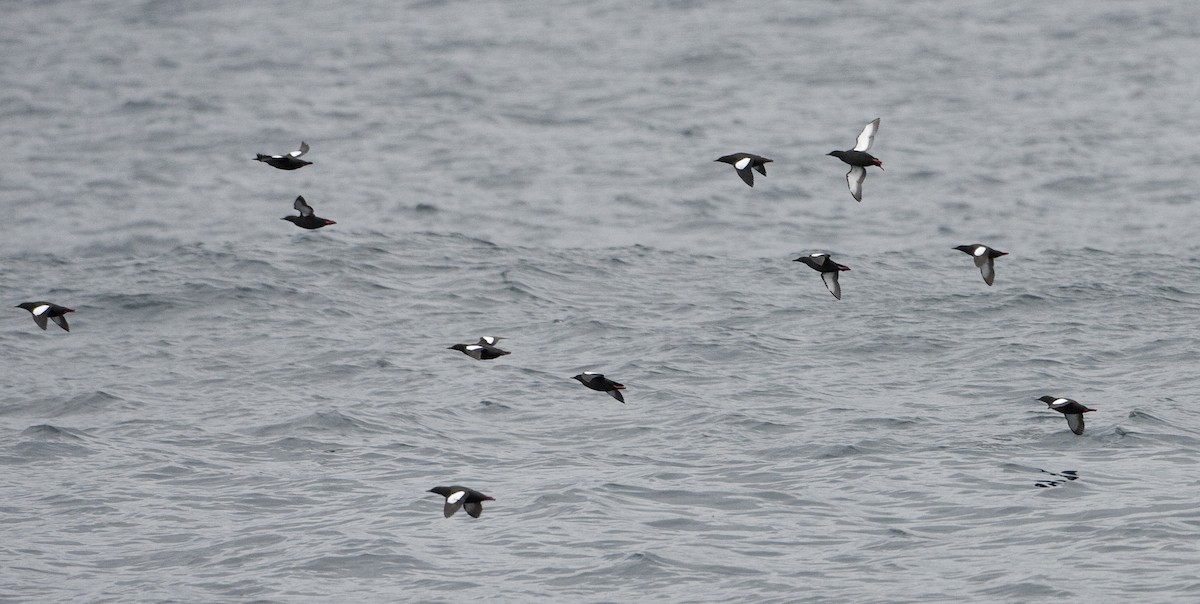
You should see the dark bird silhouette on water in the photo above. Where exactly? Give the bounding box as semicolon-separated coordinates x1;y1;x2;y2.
715;153;773;187
1039;395;1096;435
255;141;311;170
793;253;851;300
449;337;511;360
827;118;882;201
282;196;336;229
428;486;494;518
16;301;74;332
954;244;1008;286
573;372;626;403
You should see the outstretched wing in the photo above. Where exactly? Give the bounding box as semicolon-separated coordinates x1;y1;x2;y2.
853;118;880;152
734;157;755;187
443;490;465;518
846;166;866;202
1065;413;1085;435
290;141;310;158
464;501;484;518
821;271;842;300
294;196;314;217
980;257;996;286
50;314;70;332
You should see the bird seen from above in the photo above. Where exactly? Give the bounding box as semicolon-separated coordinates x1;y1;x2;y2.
827;118;882;202
255;141;311;170
954;244;1008;286
449;337;511;360
16;301;75;332
282;196;336;230
715;153;773;187
573;372;626;403
793;253;852;300
428;486;494;518
1039;395;1097;435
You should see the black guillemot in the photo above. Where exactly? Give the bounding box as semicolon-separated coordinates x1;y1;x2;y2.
793;253;851;300
827;118;882;202
16;301;74;332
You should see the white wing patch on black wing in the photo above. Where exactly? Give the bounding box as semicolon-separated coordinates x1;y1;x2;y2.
443;490;466;517
290;141;309;158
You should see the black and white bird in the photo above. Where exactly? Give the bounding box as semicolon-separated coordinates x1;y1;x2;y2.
714;153;773;187
282;196;336;229
254;141;311;170
793;253;851;300
476;336;506;349
449;337;511;360
573;372;626;403
827;118;882;201
428;486;494;518
953;244;1008;286
15;301;74;332
1038;395;1097;435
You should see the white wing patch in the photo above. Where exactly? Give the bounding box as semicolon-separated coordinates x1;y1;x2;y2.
734;157;751;170
290;141;309;158
1052;398;1070;407
973;246;987;256
32;304;50;316
446;490;466;504
853;118;880;152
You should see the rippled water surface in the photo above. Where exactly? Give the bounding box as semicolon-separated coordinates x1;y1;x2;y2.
3;1;1200;602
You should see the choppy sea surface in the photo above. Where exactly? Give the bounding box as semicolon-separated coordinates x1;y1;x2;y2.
3;1;1200;602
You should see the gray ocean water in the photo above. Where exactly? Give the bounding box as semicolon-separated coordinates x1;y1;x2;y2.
4;1;1200;602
